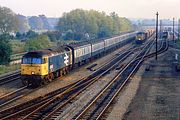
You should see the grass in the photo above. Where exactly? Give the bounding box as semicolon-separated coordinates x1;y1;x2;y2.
0;64;20;75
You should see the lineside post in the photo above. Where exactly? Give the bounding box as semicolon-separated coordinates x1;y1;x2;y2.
173;18;175;43
156;12;159;60
178;19;180;40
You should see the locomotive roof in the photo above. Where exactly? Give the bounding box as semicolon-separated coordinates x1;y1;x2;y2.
68;41;91;48
23;46;69;58
137;31;146;34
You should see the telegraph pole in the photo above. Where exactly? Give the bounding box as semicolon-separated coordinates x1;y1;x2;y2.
156;12;159;60
178;19;180;40
173;18;175;43
160;20;162;39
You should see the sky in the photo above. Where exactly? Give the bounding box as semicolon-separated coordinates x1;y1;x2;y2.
0;0;180;19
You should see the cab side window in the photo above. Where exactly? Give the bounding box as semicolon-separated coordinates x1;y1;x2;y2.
43;58;48;63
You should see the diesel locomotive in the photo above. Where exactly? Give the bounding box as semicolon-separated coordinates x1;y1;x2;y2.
135;29;155;44
21;32;137;87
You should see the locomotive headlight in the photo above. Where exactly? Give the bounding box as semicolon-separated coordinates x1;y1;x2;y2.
31;71;35;74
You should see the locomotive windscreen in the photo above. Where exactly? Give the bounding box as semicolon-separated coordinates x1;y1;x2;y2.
22;57;43;64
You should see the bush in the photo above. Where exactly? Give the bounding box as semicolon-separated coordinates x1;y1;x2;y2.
0;64;20;75
10;40;25;54
0;34;12;64
25;35;51;51
43;31;61;42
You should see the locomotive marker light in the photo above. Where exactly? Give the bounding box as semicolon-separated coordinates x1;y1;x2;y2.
155;12;159;60
64;53;69;66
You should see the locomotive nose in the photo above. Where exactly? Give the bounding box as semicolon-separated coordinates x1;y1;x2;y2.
21;65;42;75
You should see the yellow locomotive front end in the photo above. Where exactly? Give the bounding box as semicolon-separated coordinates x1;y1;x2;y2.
21;52;49;87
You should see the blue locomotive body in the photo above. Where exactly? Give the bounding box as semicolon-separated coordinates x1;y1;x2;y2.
48;49;72;73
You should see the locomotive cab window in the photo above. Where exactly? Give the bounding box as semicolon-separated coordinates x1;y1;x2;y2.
32;58;42;64
22;57;31;64
22;57;43;64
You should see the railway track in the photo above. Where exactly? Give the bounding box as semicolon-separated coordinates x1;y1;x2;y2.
0;36;156;120
73;38;168;120
0;86;27;108
0;70;20;86
0;35;166;120
0;43;136;108
17;37;155;120
72;35;156;120
0;45;138;120
21;49;135;120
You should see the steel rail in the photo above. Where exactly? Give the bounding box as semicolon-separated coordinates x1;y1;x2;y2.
0;46;137;120
95;37;168;120
21;48;134;120
0;86;27;107
73;37;156;120
0;71;20;86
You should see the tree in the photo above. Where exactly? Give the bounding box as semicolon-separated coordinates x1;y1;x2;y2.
39;15;51;30
0;6;18;34
43;31;61;42
0;34;12;64
26;30;38;39
25;35;51;51
57;9;132;40
28;16;44;30
16;32;22;39
119;17;132;32
110;12;121;35
16;14;30;33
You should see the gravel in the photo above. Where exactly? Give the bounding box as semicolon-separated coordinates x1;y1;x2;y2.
106;48;180;120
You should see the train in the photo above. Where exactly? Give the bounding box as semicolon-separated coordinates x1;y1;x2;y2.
162;31;168;39
21;32;137;87
135;29;155;44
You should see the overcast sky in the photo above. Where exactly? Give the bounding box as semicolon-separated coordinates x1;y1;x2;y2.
0;0;180;19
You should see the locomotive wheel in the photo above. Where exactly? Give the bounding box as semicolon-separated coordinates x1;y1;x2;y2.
60;70;63;77
22;79;29;86
55;71;59;78
31;81;41;88
66;67;69;74
43;75;49;85
63;68;67;75
49;73;54;82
